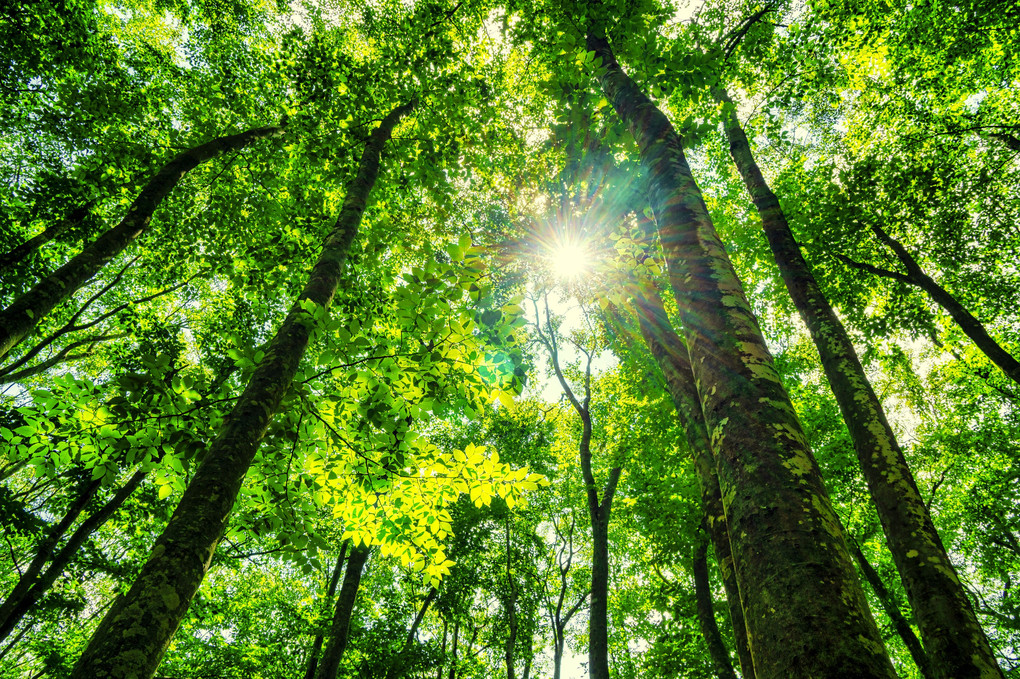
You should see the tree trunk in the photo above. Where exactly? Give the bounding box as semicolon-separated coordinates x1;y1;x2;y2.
504;519;519;679
386;586;438;679
0;201;93;272
314;544;371;679
69;101;411;679
304;541;350;679
0;470;144;642
587;33;896;677
693;525;738;679
0;125;282;362
448;620;459;679
717;86;1003;679
844;222;1020;387
629;285;755;679
850;542;935;679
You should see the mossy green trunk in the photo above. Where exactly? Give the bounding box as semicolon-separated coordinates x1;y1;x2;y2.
717;87;1002;679
631;284;753;679
587;34;896;677
0;125;282;362
314;544;371;679
69;103;411;679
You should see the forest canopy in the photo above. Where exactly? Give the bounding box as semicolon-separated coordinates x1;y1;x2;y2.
1;0;1019;678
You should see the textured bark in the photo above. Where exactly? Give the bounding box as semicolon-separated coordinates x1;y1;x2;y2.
717;86;1003;679
0;125;282;362
0;201;93;272
314;544;371;679
850;542;935;679
588;33;896;677
386;586;438;679
840;222;1020;388
629;286;754;679
69;102;411;679
0;471;144;642
693;526;739;679
304;541;350;679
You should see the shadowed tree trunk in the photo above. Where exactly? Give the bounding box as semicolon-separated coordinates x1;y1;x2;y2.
68;100;412;679
0;470;144;642
0;125;283;362
850;541;935;679
0;201;93;272
837;222;1020;388
304;541;350;679
314;544;371;679
717;86;1002;679
693;523;739;679
627;282;754;679
587;31;896;677
386;586;438;679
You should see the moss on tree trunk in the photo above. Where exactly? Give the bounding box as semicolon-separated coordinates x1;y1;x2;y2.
69;102;411;679
588;33;896;677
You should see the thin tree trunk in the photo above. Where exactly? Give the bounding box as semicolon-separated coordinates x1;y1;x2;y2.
587;33;896;677
386;586;438;679
717;86;1003;679
0;201;93;272
448;620;459;679
693;524;739;679
0;471;144;642
0;125;282;362
850;542;935;679
838;222;1020;388
314;544;371;679
627;285;754;679
504;519;519;679
304;541;350;679
69;101;411;679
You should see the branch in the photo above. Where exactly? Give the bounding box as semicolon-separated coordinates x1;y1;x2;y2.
834;253;913;285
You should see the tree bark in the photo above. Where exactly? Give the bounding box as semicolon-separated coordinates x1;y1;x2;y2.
628;285;754;679
304;541;350;679
693;524;739;679
314;544;371;679
0;125;282;362
69;101;411;679
717;86;1003;679
0;201;93;272
587;33;896;677
0;471;144;642
850;541;935;679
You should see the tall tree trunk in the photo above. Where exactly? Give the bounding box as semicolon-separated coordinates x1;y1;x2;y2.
0;125;282;362
537;296;621;679
314;544;371;679
587;33;896;677
304;541;350;679
448;620;459;679
693;524;739;679
504;519;519;679
69;101;412;679
717;86;1003;679
0;471;144;642
628;285;754;679
837;222;1020;387
386;586;438;679
850;541;935;679
0;201;93;273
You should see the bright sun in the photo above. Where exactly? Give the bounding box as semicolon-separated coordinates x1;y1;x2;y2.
549;241;590;281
